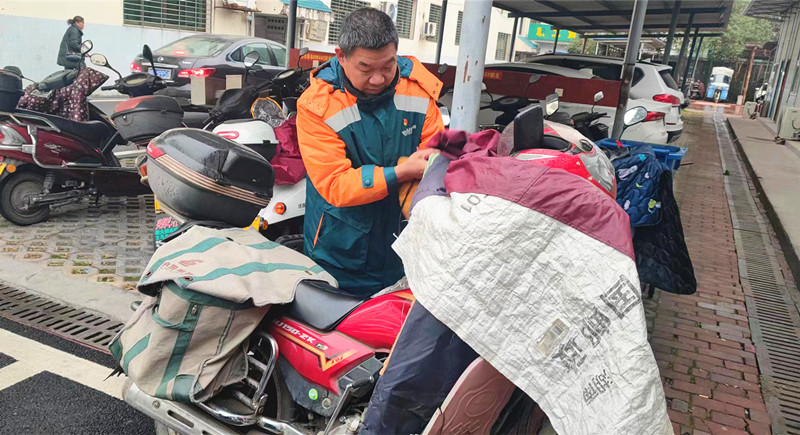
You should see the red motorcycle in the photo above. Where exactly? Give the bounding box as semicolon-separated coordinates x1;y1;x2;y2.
0;44;183;225
124;128;535;434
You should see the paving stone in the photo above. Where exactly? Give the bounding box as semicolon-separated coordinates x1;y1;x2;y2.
645;110;769;433
0;195;155;289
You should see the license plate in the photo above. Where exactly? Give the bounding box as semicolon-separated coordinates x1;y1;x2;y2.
148;68;171;79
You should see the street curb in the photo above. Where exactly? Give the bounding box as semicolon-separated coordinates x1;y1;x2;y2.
725;118;800;291
0;257;140;322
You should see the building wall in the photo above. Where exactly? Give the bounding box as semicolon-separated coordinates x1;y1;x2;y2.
1;0;538;93
0;0;251;92
257;0;532;65
0;0;123;26
767;11;800;122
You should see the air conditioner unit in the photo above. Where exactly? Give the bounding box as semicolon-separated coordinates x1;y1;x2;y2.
380;1;398;23
777;106;800;140
422;22;438;39
297;21;310;41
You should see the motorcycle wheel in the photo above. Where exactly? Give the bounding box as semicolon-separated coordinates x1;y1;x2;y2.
714;90;721;104
0;171;50;225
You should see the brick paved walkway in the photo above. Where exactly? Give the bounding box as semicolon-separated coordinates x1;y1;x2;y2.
652;110;770;434
0;195;155;290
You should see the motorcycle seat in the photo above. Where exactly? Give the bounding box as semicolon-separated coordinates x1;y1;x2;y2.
571;112;593;122
286;280;364;332
16;109;115;147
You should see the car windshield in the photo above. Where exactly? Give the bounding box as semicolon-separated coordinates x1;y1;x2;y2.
658;69;679;90
154;36;232;57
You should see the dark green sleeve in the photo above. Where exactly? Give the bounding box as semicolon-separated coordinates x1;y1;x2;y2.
66;27;82;53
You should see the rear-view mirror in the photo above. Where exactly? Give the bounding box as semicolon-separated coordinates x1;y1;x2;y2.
143;45;154;65
529;74;541;84
624;106;648;128
243;51;260;68
594;91;604;103
545;93;559;116
90;54;109;67
80;40;93;55
437;64;448;75
439;105;450;127
298;47;310;57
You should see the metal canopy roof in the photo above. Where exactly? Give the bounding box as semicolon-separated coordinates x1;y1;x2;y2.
743;0;799;21
493;0;733;35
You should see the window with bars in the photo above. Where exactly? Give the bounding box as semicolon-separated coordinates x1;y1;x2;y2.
123;0;209;32
428;3;441;39
496;32;510;60
455;11;463;45
396;0;414;39
328;0;369;45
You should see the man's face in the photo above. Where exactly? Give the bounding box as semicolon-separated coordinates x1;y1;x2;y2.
336;44;397;96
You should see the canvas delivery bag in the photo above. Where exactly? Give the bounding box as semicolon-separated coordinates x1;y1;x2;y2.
109;225;336;403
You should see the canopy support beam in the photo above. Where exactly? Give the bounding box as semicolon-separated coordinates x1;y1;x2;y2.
509;17;519;61
435;0;449;64
674;12;695;80
663;0;681;65
450;0;492;133
611;0;648;139
691;36;705;81
682;27;700;88
285;0;298;66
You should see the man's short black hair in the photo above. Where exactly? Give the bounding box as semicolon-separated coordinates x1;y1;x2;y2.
339;7;399;57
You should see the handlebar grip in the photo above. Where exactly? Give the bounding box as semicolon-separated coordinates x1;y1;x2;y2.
100;85;116;91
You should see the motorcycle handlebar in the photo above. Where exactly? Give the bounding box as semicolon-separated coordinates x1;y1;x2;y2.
100;85;117;91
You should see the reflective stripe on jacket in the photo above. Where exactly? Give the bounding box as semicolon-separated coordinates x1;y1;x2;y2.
296;55;444;297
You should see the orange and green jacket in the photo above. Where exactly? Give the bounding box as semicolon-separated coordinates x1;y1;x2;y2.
296;55;444;297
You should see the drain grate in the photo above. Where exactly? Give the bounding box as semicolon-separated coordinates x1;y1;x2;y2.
718;114;800;434
0;282;124;352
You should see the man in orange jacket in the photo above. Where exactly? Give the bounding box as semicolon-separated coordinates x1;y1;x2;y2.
296;7;444;297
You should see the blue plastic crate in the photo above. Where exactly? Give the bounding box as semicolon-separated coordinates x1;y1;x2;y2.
595;138;687;172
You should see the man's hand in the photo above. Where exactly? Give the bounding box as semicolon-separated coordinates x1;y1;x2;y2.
395;148;438;182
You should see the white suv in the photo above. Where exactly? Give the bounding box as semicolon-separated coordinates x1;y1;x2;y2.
478;62;671;144
529;54;685;143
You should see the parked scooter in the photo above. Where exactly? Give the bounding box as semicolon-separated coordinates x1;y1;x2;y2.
570;91;610;141
688;80;703;100
0;44;184;225
149;49;312;247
